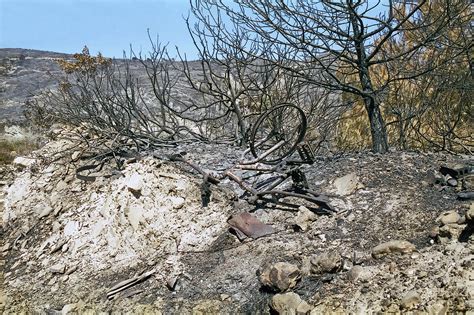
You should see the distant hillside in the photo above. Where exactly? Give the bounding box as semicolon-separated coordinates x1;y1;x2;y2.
0;49;72;124
0;48;71;59
0;48;206;126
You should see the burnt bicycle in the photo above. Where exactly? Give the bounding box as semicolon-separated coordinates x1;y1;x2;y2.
169;103;335;214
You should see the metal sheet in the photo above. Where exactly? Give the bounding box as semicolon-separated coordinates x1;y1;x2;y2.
227;212;275;240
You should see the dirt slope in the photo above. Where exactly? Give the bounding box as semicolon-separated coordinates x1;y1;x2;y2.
1;140;473;314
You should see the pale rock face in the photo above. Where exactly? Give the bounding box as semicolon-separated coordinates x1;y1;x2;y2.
3;175;32;222
64;221;81;237
259;262;301;292
437;210;461;225
125;173;144;195
12;156;36;168
331;172;362;196
3;154;233;300
372;240;416;259
271;292;312;315
125;203;144;230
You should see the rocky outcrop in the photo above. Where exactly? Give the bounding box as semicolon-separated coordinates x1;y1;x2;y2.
372;240;416;259
2;143;473;313
310;251;342;273
259;262;301;292
271;292;312;315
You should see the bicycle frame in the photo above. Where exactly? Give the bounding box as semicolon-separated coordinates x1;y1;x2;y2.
166;104;335;214
225;143;334;213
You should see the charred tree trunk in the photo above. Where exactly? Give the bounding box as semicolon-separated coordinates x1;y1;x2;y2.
232;100;248;146
358;63;388;153
350;3;389;153
363;93;389;153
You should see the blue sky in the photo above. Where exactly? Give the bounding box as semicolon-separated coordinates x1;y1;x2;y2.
0;0;197;58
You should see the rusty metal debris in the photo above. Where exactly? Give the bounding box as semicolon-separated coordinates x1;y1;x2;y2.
439;165;473;179
167;153;220;185
162;105;336;214
228;212;275;241
435;164;473;198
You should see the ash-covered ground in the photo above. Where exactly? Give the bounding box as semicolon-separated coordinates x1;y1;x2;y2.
1;140;473;314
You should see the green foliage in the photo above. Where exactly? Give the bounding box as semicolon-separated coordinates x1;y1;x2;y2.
0;139;38;165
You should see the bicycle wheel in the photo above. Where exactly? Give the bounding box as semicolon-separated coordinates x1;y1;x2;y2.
249;103;307;164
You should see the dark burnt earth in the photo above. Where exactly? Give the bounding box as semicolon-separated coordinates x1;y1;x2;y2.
1;141;473;313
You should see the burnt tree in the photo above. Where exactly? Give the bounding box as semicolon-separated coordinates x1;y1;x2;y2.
189;0;470;153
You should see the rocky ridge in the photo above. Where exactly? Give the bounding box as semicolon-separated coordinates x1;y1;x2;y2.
0;48;209;127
